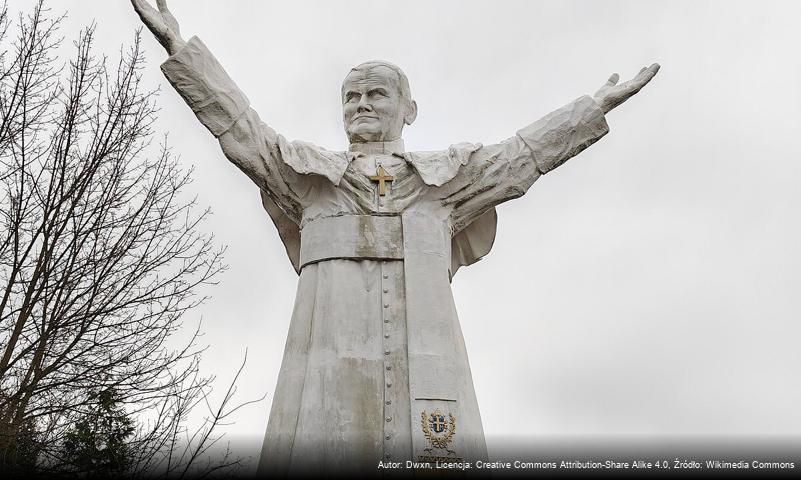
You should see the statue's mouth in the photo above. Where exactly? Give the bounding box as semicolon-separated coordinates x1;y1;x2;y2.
353;114;378;121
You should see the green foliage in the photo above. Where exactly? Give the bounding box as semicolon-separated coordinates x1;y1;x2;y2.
62;389;135;477
0;419;41;477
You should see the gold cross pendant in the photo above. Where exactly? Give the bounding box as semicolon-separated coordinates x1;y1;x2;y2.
369;165;394;197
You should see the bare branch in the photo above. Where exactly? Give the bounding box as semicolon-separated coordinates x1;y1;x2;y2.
0;2;256;478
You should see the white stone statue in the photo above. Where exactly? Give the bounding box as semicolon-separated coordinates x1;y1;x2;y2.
132;0;660;475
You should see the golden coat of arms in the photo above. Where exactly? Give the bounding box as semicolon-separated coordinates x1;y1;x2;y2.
420;409;456;450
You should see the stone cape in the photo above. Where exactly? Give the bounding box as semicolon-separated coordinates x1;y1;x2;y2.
161;37;609;476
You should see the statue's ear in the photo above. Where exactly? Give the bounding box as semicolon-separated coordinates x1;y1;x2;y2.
404;100;418;126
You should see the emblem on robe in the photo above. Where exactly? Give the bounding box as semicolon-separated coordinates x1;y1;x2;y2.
420;409;456;450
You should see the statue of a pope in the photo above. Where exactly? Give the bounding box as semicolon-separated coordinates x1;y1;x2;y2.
132;0;660;475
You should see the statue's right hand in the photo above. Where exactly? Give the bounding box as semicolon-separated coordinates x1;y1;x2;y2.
131;0;186;55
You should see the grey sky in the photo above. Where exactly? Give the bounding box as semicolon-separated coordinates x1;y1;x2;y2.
13;0;800;457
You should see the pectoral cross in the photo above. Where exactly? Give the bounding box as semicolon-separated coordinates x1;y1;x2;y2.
369;165;394;196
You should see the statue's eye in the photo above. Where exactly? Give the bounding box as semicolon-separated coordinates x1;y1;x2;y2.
345;92;360;102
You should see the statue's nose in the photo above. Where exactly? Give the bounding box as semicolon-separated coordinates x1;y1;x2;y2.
357;95;372;112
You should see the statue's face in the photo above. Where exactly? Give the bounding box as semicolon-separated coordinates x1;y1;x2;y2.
342;66;414;143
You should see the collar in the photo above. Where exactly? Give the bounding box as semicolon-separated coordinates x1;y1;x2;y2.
348;139;406;159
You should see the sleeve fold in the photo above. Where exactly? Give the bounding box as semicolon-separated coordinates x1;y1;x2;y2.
516;95;609;174
161;36;250;137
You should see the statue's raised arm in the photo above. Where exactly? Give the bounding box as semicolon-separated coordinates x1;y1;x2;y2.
131;0;335;265
439;63;660;245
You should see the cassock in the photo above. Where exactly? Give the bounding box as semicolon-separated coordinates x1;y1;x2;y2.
161;37;609;476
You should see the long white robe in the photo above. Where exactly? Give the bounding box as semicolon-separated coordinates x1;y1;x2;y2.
161;37;609;476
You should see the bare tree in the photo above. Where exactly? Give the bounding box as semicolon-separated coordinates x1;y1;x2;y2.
0;2;253;477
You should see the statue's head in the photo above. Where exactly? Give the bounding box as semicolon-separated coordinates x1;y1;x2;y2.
342;60;418;144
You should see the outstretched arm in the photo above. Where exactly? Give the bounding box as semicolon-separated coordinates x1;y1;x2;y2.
446;64;660;233
131;0;334;224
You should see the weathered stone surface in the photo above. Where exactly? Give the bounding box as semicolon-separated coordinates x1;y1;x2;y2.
161;39;609;474
132;0;659;474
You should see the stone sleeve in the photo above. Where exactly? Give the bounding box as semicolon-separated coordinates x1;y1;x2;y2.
444;95;609;235
159;36;316;225
160;36;250;137
516;94;609;174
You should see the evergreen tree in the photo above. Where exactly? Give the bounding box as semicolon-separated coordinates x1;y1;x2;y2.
63;389;135;477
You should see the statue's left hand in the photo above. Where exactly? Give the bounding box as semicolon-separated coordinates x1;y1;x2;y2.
593;63;660;114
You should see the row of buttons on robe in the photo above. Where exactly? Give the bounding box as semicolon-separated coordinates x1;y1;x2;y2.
381;264;393;460
378;159;395;463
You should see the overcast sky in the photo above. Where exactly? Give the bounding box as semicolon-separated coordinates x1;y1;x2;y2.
12;0;801;465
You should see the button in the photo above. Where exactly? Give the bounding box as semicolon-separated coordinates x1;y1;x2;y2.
386;382;392;387
386;417;392;422
383;274;388;279
383;303;389;308
384;318;389;323
383;288;389;293
386;435;391;440
386;366;392;371
384;333;390;338
386;400;391;405
384;350;390;355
